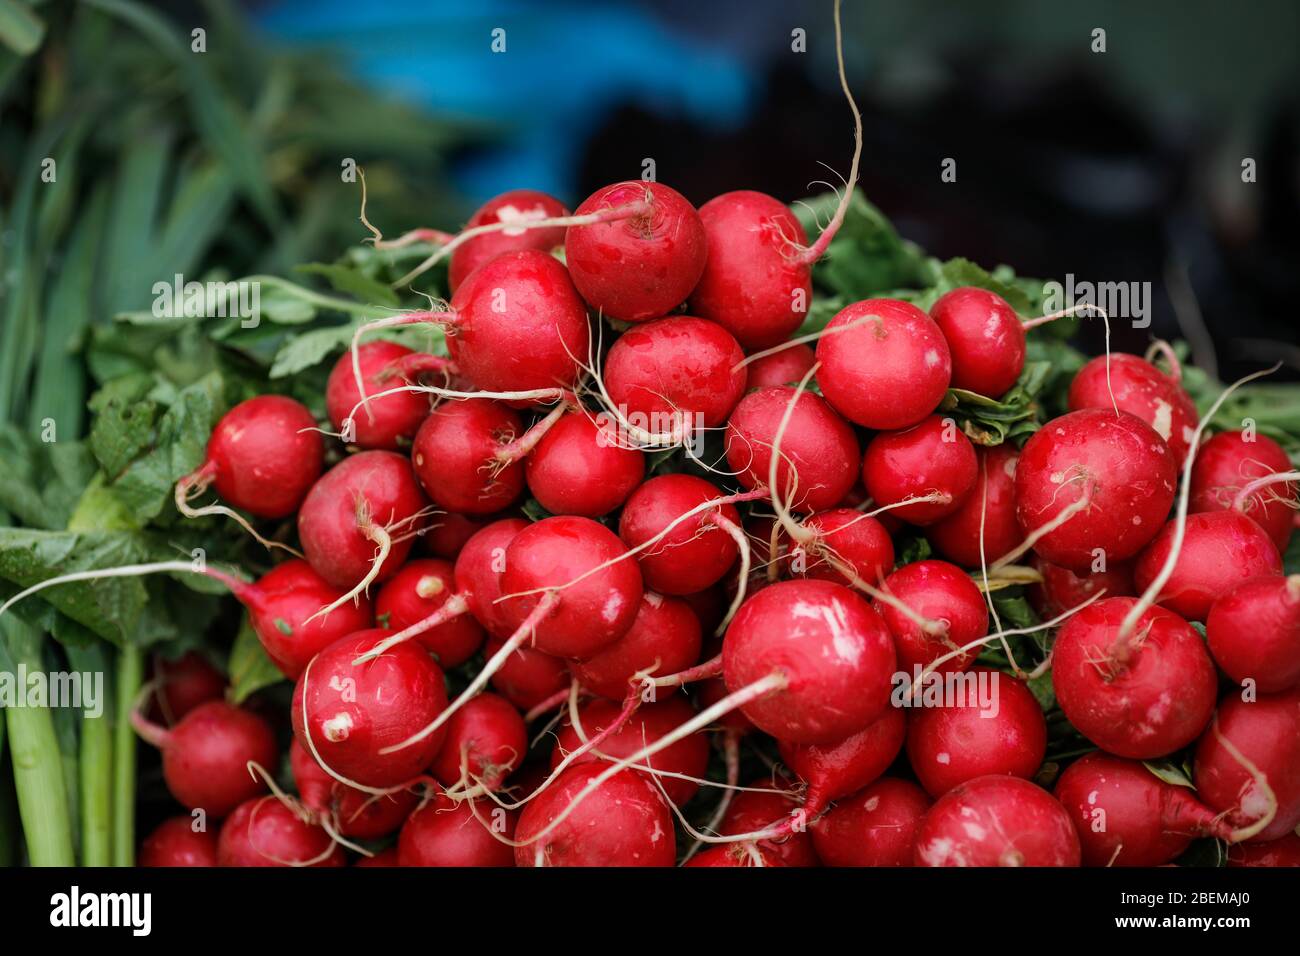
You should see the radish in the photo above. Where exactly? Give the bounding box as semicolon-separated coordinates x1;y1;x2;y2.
513;764;676;867
862;415;978;524
224;558;373;679
1191;429;1296;551
447;249;591;393
725;386;860;512
139;816;219;867
174;395;322;545
1194;687;1300;843
905;668;1047;797
375;558;484;667
289;741;418;839
603;315;747;435
297;450;429;592
1206;575;1300;692
684;844;787;867
569;591;703;699
722;579;896;744
1051;597;1218;759
1054;752;1231;867
1028;555;1134;620
550;696;710;806
777;706;906;816
410;398;528;515
428;693;527;790
292;629;448;790
875;560;989;675
326;341;443;450
497;515;644;658
524;410;644;517
720;780;820;867
1133;510;1282;622
485;636;569;711
1228;833;1300;867
928;444;1024;569
131;700;276;817
788;509;894;586
355;847;400;867
929;287;1026;398
149;651;226;724
448;188;570;293
456;517;531;638
815;298;952;430
1068;353;1198;465
564;181;706;323
810;778;931;867
744;342;817;389
618;475;746;596
398;793;517;867
217;796;345;867
914;775;1081;867
1013;408;1177;572
425;511;489;559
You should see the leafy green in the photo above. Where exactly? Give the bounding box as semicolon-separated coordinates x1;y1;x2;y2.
226;615;285;704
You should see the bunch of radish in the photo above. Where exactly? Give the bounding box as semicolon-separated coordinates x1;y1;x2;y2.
14;0;1296;869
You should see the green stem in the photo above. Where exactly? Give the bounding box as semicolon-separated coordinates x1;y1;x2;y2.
80;709;113;866
111;644;142;867
0;714;17;867
2;621;75;866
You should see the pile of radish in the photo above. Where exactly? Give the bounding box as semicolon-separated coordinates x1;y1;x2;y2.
13;1;1299;870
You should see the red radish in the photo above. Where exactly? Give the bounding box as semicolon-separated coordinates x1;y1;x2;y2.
355;847;400;867
788;509;893;586
1207;575;1300;692
131;700;276;817
816;298;952;430
513;764;676;867
744;342;817;389
1191;430;1296;551
564;181;706;323
569;591;702;699
1051;597;1217;759
411;399;527;515
485;635;569;711
448;189;569;293
1054;752;1231;867
685;844;787;867
1013;408;1177;572
929;287;1026;398
429;693;527;790
447;249;591;393
603;315;748;431
688;190;813;350
456;518;530;638
1194;687;1300;843
217;796;345;868
297;450;429;590
1133;510;1282;622
226;559;373;679
376;559;484;667
149;651;225;724
905;668;1047;797
810;778;931;867
681;585;729;636
326;341;440;450
723;579;896;744
777;706;906;815
719;780;819;867
1068;353;1198;466
875;560;988;675
497;515;643;659
139;816;218;867
929;444;1024;569
862;415;978;524
175;395;323;521
398;793;517;867
550;696;709;806
1228;833;1300;867
524;411;644;517
696;673;756;736
289;741;418;839
914;775;1081;867
292;629;448;789
618;475;744;595
425;511;489;559
725;386;860;512
1028;555;1134;620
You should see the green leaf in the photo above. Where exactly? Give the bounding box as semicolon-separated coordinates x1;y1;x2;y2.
269;324;358;379
295;263;401;308
0;0;44;56
1143;760;1195;789
227;614;285;704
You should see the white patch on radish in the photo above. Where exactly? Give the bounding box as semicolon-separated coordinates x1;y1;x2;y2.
1132;515;1142;525
924;349;942;367
322;712;353;742
1087;790;1098;805
864;796;881;812
601;592;625;624
495;203;550;237
1150;399;1173;440
961;822;987;840
936;752;951;765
